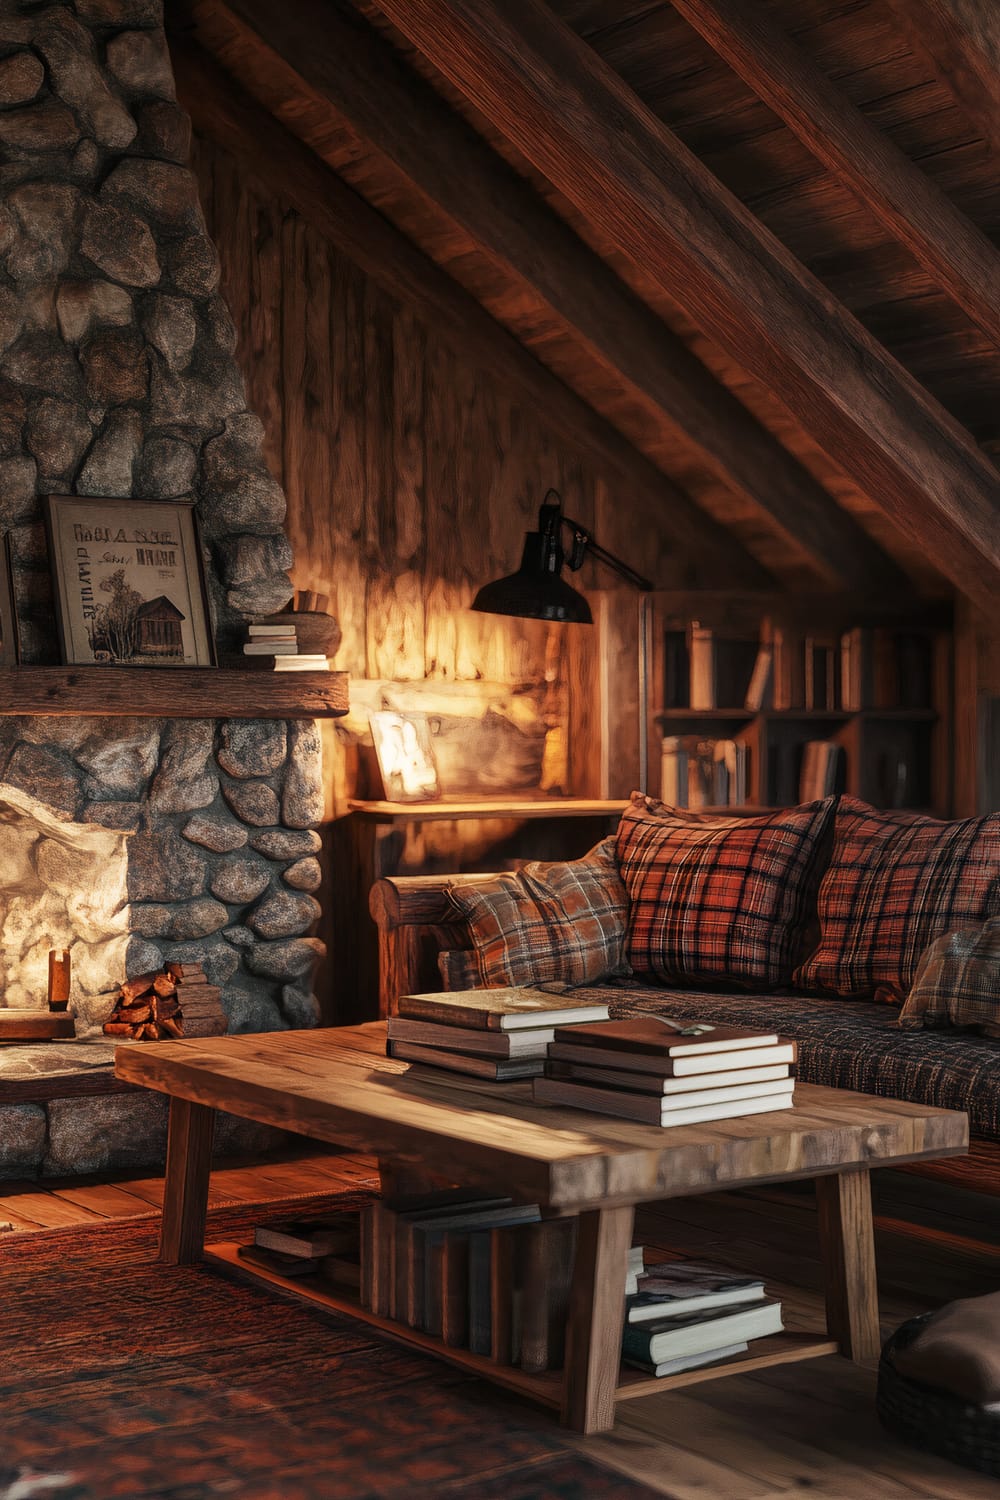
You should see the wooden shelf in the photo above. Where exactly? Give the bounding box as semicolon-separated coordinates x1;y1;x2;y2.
205;1242;837;1413
0;666;349;718
347;796;628;823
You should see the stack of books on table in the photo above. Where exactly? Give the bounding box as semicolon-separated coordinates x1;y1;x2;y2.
622;1254;784;1377
242;622;330;672
385;987;611;1081
532;1018;797;1126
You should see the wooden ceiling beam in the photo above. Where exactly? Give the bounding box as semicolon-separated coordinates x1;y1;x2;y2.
672;0;1000;352
171;39;765;589
372;0;1000;615
212;0;899;594
884;0;1000;160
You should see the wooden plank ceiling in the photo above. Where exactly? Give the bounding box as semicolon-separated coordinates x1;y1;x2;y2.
172;0;1000;611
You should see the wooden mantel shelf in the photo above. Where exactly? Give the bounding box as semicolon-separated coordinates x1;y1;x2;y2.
0;666;349;718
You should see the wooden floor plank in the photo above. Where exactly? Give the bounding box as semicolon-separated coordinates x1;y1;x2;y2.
0;1189;106;1229
48;1181;160;1218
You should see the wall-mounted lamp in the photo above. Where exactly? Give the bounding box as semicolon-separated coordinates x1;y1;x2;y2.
471;489;654;790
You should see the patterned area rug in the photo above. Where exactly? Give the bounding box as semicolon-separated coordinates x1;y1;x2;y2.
0;1192;660;1500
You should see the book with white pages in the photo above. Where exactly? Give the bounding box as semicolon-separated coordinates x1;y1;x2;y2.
546;1038;797;1077
532;1076;794;1126
625;1340;749;1378
552;1017;782;1056
545;1067;792;1112
545;1058;792;1095
622;1299;783;1364
627;1262;766;1322
387;1015;554;1058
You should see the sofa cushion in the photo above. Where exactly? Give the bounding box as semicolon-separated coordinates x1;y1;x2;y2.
615;793;836;989
794;798;1000;1001
899;919;1000;1038
556;982;998;1138
447;837;630;988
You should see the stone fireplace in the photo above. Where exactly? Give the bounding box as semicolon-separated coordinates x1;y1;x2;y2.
0;1;331;1175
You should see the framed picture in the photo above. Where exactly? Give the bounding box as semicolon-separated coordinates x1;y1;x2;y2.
43;496;215;667
369;710;441;802
0;532;18;666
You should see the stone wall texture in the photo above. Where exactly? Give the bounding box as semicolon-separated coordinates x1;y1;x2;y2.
0;0;326;1044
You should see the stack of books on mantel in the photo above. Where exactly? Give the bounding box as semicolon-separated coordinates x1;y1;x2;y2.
532;1017;797;1126
242;622;329;672
622;1253;783;1377
385;987;612;1081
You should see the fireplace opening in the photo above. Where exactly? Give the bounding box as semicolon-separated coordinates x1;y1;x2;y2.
0;783;130;1036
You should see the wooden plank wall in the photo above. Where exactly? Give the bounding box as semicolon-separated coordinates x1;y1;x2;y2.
192;131;670;1012
192;133;639;805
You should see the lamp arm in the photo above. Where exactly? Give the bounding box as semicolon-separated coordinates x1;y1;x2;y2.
560;515;654;593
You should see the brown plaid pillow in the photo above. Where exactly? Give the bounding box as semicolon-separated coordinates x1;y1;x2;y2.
437;949;481;991
898;919;1000;1037
615;792;837;989
794;798;1000;1000
446;838;630;987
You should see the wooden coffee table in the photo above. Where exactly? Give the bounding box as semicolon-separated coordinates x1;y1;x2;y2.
115;1023;968;1433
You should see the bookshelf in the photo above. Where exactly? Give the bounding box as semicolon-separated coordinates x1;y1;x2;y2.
652;595;952;815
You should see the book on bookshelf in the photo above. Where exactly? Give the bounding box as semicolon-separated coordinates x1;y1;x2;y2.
798;740;842;802
627;1262;766;1322
689;622;715;709
804;633;840;711
770;621;805;710
386;1016;554;1057
621;1298;783;1364
547;1037;797;1077
546;1058;792;1095
254;1215;359;1259
744;639;774;710
243;640;299;655
387;1039;544;1081
661;736;748;809
533;1075;793;1126
396;987;611;1032
552;1018;783;1058
625;1340;749;1378
663;628;690;709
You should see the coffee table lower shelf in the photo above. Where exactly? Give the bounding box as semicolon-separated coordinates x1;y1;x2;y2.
204;1242;837;1410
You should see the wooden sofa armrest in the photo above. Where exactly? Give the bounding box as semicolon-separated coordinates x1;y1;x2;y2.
369;873;498;1016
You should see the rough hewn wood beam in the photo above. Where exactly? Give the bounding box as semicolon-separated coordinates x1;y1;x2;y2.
212;0;900;593
373;0;1000;614
884;0;1000;159
172;40;765;588
673;0;1000;351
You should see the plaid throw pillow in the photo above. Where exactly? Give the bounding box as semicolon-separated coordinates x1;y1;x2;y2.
615;792;837;988
446;838;630;987
898;920;1000;1037
794;797;1000;1001
437;949;481;991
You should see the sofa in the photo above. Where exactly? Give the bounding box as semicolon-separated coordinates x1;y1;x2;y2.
370;792;1000;1188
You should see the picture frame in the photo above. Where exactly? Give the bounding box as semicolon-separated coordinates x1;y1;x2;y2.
369;710;441;802
43;496;215;668
0;532;18;666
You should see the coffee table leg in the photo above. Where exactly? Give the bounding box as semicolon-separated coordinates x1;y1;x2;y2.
815;1168;881;1362
561;1205;635;1434
159;1098;215;1265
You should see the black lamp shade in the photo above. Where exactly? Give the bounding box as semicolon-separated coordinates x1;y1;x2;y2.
470;531;593;623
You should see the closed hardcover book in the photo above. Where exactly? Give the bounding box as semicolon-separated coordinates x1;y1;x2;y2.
392;1193;512;1328
622;1299;783;1364
546;1038;796;1077
551;1018;782;1058
625;1340;749;1378
410;1203;541;1331
546;1058;792;1094
254;1216;359;1259
397;987;610;1032
387;1040;544;1081
387;1017;555;1058
467;1230;493;1356
533;1075;793;1125
243;640;299;655
627;1262;766;1322
237;1243;320;1278
546;1065;792;1111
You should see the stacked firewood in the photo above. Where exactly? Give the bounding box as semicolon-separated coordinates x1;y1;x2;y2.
102;962;226;1041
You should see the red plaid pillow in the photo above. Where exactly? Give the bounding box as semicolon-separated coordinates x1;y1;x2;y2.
616;793;836;988
447;838;630;987
794;797;1000;1000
